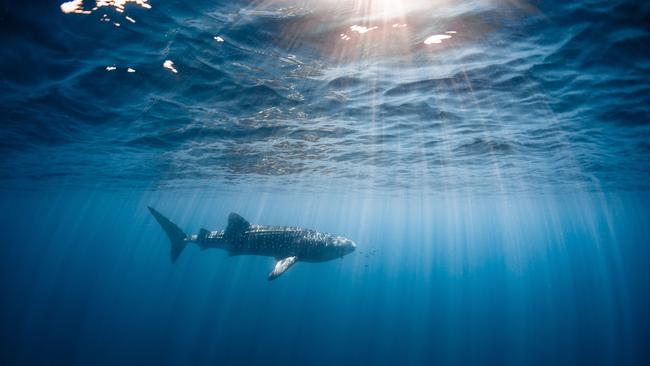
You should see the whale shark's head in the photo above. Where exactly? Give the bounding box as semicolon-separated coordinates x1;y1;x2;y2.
300;232;356;262
330;235;356;258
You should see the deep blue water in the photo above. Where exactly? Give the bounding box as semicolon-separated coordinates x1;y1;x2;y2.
1;1;650;365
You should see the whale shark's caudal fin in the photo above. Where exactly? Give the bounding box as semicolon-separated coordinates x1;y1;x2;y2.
148;207;188;263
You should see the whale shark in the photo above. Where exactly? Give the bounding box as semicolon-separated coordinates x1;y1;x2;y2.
148;207;356;280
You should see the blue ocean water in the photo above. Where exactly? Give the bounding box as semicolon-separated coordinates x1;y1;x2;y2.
1;0;650;365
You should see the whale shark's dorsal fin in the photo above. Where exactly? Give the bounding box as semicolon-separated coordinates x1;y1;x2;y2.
225;213;251;240
268;256;298;281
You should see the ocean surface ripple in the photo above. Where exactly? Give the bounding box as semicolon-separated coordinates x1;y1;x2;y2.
1;0;649;192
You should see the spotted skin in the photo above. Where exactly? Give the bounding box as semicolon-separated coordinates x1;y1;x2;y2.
196;225;356;262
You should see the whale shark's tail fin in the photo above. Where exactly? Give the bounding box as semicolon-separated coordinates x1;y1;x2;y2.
148;207;188;263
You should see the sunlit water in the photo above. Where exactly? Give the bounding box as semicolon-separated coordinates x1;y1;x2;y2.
1;1;649;365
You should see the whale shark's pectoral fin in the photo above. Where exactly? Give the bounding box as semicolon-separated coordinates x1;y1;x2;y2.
268;256;298;281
